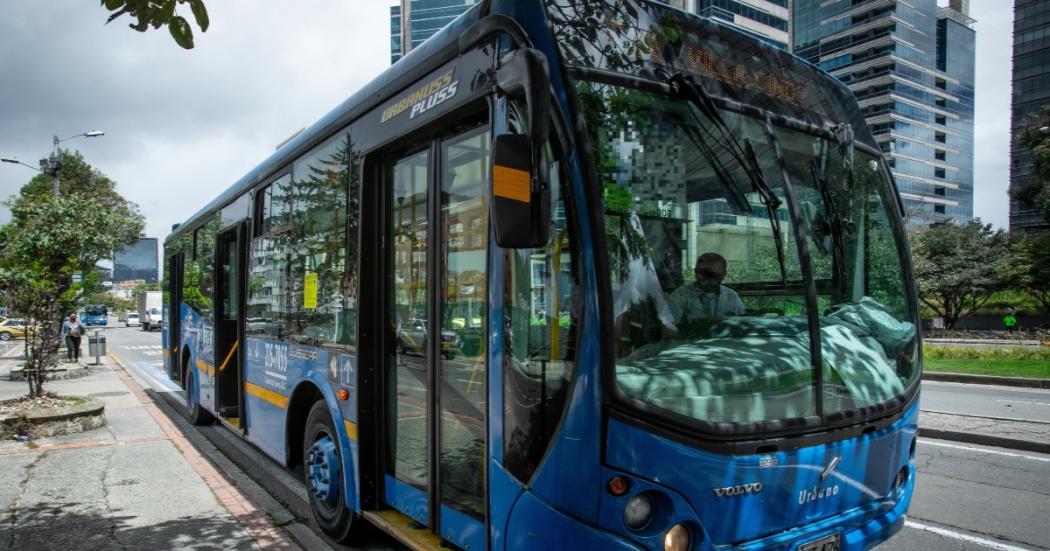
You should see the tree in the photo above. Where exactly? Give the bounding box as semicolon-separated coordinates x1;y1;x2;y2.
1013;231;1050;314
100;0;209;50
0;166;143;398
1013;106;1050;225
910;220;1023;329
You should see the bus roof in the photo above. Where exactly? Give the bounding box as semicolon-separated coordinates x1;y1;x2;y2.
168;0;883;243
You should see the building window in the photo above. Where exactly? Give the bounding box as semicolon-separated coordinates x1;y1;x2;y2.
935;167;946;179
935;78;947;90
935;150;946;161
935;186;946;196
934;204;946;214
935;115;946;125
935;132;947;143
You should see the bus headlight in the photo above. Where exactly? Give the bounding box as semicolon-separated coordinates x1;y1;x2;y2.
623;493;653;531
664;523;690;551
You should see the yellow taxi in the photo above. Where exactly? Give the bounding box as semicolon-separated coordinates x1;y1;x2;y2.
0;318;33;341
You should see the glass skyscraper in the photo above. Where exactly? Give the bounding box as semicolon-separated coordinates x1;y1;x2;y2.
389;0;482;64
114;237;159;284
389;0;788;64
1010;0;1050;233
793;0;976;226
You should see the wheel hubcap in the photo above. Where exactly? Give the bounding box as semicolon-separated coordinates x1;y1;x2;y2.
307;433;341;508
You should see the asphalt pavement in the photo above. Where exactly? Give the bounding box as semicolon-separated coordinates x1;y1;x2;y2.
90;327;1050;551
922;380;1050;423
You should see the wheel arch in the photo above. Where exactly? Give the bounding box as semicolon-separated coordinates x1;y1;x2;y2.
285;375;358;512
286;379;326;469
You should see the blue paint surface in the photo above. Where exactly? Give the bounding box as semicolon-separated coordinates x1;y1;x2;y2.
603;404;918;548
385;476;429;526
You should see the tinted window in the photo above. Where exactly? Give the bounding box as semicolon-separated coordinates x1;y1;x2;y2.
503;106;578;483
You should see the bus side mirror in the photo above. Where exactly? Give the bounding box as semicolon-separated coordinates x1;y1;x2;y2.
492;47;551;249
492;134;550;248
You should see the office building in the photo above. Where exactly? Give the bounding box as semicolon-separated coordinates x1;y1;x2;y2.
665;0;789;49
114;237;159;284
1010;0;1050;233
390;0;482;63
793;0;976;225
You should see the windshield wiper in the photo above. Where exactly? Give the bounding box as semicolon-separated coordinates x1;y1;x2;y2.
809;159;846;285
743;139;788;282
669;72;788;282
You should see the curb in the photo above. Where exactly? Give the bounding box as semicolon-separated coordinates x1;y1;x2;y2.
918;427;1050;455
922;371;1050;389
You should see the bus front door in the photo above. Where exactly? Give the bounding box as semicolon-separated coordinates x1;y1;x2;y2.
383;125;490;550
214;223;247;432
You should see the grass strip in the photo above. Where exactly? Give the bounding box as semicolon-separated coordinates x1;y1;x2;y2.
923;359;1050;379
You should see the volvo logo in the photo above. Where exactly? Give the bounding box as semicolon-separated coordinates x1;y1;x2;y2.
713;482;762;497
821;456;841;482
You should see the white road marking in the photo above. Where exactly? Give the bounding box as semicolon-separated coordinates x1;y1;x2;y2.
997;399;1050;407
904;520;1032;551
918;438;1050;462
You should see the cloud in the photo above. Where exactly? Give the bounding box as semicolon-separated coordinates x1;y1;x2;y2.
0;1;393;240
970;1;1015;229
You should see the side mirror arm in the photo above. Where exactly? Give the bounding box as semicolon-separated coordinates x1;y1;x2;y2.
496;48;551;197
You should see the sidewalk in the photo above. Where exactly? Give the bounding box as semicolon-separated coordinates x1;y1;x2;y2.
0;349;302;551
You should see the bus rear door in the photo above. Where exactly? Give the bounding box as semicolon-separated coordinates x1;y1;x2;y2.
214;222;248;432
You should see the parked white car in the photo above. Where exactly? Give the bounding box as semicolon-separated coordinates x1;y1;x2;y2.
126;312;141;327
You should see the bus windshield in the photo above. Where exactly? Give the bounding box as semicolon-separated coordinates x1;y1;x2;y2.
85;305;108;317
549;0;918;432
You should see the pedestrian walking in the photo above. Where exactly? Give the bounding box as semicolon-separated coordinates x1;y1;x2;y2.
1003;310;1018;333
60;312;86;362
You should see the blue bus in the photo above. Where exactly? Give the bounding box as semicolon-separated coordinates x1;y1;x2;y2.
164;1;920;549
82;304;108;326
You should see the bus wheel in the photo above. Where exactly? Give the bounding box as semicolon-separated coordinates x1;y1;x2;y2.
186;369;214;426
303;401;355;543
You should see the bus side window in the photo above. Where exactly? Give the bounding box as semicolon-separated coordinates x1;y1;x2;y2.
503;105;578;483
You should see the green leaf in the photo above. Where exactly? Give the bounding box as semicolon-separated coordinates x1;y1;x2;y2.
156;0;176;28
102;0;124;11
189;0;209;32
169;15;194;49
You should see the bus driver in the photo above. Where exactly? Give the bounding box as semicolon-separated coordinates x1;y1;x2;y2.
667;253;746;329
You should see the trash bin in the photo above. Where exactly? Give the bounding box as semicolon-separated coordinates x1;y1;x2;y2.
88;333;106;357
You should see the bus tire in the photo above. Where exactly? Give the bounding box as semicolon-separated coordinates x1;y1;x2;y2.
186;368;214;426
303;400;356;543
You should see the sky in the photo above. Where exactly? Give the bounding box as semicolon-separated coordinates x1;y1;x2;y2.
0;0;1018;246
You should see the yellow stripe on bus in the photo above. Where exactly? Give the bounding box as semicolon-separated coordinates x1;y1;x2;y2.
195;359;215;378
245;382;289;409
344;420;358;441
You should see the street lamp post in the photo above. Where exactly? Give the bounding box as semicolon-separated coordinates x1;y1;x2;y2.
47;131;105;195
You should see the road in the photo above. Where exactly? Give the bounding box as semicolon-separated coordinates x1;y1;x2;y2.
921;380;1050;423
101;326;1050;551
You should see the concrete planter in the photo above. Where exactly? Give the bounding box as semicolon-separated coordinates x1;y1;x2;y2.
9;365;90;382
0;396;106;439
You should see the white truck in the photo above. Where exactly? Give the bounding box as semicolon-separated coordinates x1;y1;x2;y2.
137;291;163;331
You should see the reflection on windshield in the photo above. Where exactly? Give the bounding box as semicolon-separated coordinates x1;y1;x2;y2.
581;81;918;427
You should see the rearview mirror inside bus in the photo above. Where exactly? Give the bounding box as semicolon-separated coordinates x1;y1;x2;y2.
491;133;550;248
492;47;552;248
